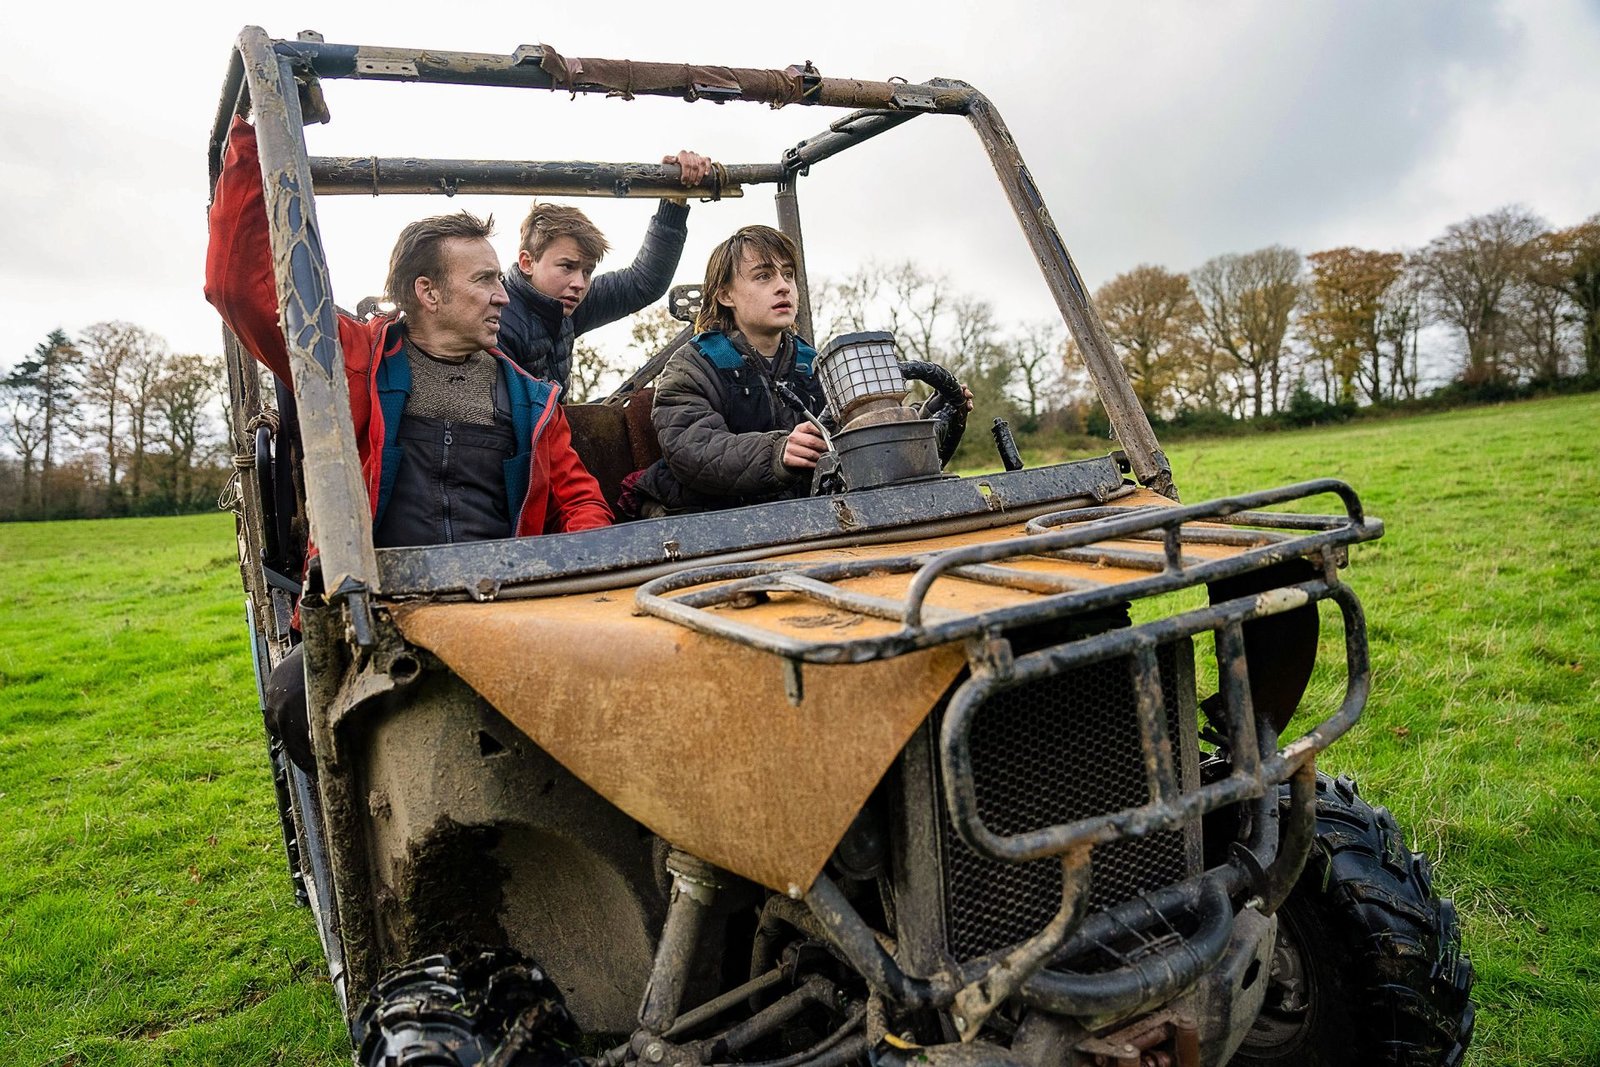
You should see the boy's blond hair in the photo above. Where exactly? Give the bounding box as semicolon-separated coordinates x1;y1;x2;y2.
518;201;610;264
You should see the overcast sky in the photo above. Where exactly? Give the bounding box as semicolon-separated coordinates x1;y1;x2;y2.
2;1;1597;374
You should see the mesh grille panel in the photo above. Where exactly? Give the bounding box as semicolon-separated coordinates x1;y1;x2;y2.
938;646;1192;961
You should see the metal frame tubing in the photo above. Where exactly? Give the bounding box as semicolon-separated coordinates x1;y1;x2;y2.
307;156;771;198
233;28;378;606
636;480;1382;665
774;173;814;342
270;37;978;113
957;86;1174;499
940;580;1368;864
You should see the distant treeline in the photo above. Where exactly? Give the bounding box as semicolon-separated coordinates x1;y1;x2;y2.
4;205;1597;521
0;324;229;522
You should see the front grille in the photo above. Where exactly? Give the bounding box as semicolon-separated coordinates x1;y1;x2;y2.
937;644;1195;961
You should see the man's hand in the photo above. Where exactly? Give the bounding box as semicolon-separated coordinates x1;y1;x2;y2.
782;424;828;470
664;150;713;188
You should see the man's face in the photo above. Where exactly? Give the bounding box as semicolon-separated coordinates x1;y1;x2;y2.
423;237;509;353
718;249;797;337
519;236;597;317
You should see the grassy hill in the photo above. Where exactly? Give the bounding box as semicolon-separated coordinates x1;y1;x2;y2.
2;392;1596;1065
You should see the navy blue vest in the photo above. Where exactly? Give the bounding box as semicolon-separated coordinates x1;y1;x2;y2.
371;337;560;542
690;331;825;434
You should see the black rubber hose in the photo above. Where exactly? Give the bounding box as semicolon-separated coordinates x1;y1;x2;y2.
901;360;968;464
1016;877;1235;1017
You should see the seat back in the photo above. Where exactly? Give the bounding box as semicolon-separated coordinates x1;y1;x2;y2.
565;388;661;513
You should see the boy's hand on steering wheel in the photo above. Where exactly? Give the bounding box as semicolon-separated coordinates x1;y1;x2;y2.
782;424;828;470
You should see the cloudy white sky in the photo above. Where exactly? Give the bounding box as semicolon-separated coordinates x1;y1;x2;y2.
1;1;1597;374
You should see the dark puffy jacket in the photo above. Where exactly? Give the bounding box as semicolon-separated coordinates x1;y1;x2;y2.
496;200;690;390
631;331;827;514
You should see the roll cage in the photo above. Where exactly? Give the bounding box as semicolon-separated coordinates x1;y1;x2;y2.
209;27;1174;643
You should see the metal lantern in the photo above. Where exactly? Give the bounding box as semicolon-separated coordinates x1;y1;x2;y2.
816;331;908;426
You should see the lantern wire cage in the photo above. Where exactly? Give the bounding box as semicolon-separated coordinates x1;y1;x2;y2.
817;331;908;425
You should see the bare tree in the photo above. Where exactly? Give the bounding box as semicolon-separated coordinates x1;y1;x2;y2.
0;381;46;508
885;263;952;364
79;320;165;493
152;354;223;508
813;267;878;341
629;306;686;359
1094;265;1208;417
1192;247;1302;417
1415;205;1546;384
123;338;168;505
1379;260;1427;401
818;261;959;363
567;340;624;403
5;329;83;515
1004;320;1066;426
945;294;1019;423
1508;249;1574;382
1526;215;1600;377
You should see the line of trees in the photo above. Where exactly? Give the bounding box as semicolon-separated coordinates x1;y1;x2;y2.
0;323;228;522
567;205;1597;456
5;205;1595;522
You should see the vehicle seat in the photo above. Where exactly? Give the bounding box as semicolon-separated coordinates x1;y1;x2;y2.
564;388;661;514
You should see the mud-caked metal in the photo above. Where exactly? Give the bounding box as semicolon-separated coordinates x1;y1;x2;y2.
212;27;1474;1067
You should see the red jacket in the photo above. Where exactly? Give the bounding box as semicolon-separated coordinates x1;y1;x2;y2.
204;117;612;538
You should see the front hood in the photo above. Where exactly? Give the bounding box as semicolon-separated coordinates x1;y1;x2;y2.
390;493;1199;893
392;584;966;895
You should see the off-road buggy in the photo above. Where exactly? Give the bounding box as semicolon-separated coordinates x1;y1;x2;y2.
211;28;1475;1067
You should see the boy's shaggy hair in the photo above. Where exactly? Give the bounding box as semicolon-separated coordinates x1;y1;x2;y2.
696;225;801;335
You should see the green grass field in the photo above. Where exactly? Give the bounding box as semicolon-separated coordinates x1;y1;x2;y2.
3;392;1597;1065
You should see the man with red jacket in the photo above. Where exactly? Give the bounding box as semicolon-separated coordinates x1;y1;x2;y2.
205;116;612;547
205;117;612;770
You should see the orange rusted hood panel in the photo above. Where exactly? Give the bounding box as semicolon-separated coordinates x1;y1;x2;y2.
392;591;966;894
390;491;1202;893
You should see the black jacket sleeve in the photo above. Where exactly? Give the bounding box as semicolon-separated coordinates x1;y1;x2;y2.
571;200;690;336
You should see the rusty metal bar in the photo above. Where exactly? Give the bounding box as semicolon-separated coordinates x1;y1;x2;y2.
804;874;955;1009
945;562;1102;596
1260;760;1318;913
1214;622;1261;782
638;852;719;1034
209;45;248;187
1266;586;1370;778
903;480;1369;629
636;481;1381;665
773;173;814;341
271;36;977;113
1017;877;1233;1019
958;87;1175;499
950;848;1093;1038
1131;645;1180;804
784;108;923;171
235;28;380;604
308;156;765;197
1025;499;1366;535
378;457;1128;597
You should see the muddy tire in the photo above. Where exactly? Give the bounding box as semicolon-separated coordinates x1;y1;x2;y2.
356;950;574;1067
1230;773;1475;1067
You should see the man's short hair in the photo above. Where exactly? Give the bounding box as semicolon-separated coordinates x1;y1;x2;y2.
696;225;801;335
519;201;610;264
385;211;496;318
